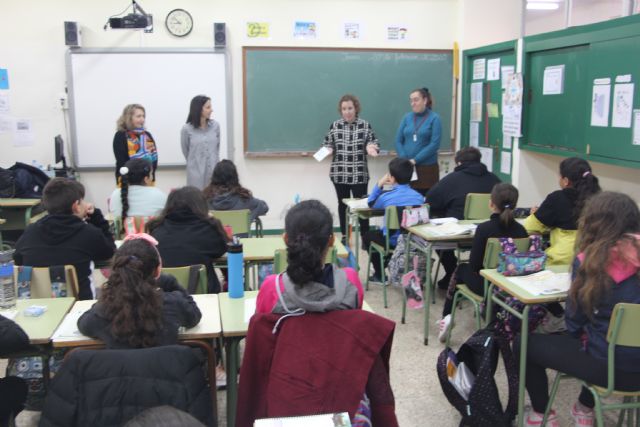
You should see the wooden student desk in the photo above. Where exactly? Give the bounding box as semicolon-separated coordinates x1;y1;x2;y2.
481;265;569;427
342;198;384;270
404;220;482;345
219;291;374;427
0;297;76;388
0;198;42;231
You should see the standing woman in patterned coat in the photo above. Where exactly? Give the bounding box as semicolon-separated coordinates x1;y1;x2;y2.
322;94;379;243
181;95;221;190
113;104;158;184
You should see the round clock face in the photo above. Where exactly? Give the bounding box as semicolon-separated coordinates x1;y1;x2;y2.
166;9;193;37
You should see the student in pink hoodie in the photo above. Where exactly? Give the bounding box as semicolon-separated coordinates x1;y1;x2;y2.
518;192;640;427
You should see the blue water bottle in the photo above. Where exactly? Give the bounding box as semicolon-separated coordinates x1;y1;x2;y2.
227;236;244;298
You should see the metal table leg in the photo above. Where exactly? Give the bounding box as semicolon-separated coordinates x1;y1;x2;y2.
225;337;241;427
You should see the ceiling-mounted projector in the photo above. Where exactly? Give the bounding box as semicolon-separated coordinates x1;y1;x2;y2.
109;14;149;29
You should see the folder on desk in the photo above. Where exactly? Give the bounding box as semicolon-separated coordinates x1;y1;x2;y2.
344;198;369;210
255;412;351;426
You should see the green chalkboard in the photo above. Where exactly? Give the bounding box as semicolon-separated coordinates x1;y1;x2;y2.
522;14;640;169
243;47;453;156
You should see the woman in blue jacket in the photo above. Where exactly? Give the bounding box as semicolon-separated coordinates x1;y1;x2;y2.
395;87;442;195
518;191;640;427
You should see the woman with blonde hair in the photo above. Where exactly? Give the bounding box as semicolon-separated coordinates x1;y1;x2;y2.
113;104;158;184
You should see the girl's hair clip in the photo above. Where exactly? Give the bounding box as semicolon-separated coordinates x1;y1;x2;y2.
120;166;129;176
582;170;591;178
124;232;159;246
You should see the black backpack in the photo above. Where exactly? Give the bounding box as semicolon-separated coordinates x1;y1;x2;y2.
9;162;50;198
0;167;16;197
436;327;518;427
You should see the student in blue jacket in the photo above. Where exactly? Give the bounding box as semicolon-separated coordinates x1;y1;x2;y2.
518;191;640;427
363;158;424;281
395;87;442;196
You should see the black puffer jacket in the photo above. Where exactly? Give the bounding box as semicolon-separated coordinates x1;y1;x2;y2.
426;161;501;219
0;314;30;357
39;345;213;427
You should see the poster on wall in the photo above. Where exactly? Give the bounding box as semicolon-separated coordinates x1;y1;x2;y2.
590;78;611;127
293;21;317;39
343;22;362;40
0;69;9;90
633;110;640;145
0;115;12;134
612;83;634;128
470;82;483;122
501;66;515;89
246;22;270;39
478;146;493;172
487;58;500;81
502;73;523;137
543;65;565;95
472;58;486;80
13;119;34;147
469;122;479;147
0;92;9;114
500;151;511;175
386;25;408;41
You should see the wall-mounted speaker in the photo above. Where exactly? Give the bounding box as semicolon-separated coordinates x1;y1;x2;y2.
64;21;81;47
214;23;226;49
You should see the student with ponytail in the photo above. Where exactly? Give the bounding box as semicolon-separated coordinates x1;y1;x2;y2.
108;158;167;220
77;234;201;348
524;157;601;265
256;199;364;314
437;183;528;342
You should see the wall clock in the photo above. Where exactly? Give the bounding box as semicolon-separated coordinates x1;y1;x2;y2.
166;9;193;37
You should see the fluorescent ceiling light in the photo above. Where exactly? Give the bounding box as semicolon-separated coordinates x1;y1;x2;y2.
527;2;560;10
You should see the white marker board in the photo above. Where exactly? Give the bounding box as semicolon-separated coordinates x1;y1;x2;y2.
66;49;230;169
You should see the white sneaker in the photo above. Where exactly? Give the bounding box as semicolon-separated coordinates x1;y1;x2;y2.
524;407;559;427
437;314;452;343
571;402;594;426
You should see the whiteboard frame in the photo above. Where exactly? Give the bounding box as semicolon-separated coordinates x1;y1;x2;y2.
66;48;233;170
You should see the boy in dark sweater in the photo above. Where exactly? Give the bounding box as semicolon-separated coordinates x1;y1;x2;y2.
426;147;501;288
14;178;115;300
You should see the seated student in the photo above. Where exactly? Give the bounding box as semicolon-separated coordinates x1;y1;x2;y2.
524;157;600;265
0;315;29;426
77;234;201;348
248;200;397;426
147;186;228;293
13;178;115;300
362;158;424;282
203;159;268;222
425;146;501;289
257;199;363;313
436;183;528;342
518;192;640;427
108;158;167;221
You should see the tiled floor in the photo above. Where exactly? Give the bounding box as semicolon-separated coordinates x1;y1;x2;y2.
3;247;622;426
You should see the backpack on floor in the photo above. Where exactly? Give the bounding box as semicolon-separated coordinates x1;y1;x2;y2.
436;327;518;427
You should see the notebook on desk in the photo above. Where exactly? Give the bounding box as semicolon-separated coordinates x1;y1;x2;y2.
344;198;369;210
255;412;351;427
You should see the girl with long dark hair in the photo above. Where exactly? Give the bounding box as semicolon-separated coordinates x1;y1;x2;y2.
109;158;167;221
181;95;220;190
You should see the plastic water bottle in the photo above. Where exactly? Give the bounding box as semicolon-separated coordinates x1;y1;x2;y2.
0;250;16;309
227;237;244;298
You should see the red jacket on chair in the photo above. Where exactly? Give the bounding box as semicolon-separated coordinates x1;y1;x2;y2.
236;310;398;427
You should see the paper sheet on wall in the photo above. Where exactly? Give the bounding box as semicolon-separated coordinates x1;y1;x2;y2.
590;83;610;127
543;65;565;95
13;118;34;146
0;69;8;90
246;22;270;39
612;83;634;128
0;115;12;134
469;122;479;147
501;66;515;89
343;22;362;40
503;134;512;149
502;73;523;137
500;151;511;175
472;58;486;80
478;146;493;172
470;82;483;122
486;103;499;118
486;58;500;81
0;93;9;114
633;110;640;146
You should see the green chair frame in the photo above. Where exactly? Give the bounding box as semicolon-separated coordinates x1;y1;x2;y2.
446;237;530;346
162;264;208;295
365;205;401;309
273;247;338;275
463;193;493;220
210;209;252;237
542;303;640;427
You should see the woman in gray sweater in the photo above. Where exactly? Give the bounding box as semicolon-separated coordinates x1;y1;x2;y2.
181;95;220;189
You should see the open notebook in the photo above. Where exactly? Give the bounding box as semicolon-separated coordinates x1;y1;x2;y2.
508;270;571;296
255;412;351;427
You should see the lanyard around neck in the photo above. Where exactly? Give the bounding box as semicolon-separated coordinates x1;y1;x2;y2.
412;112;429;137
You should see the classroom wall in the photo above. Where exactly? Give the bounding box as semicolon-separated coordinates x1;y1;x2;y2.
2;0;638;229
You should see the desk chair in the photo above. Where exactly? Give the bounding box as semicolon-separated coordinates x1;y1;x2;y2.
162;265;208;295
273;247;338;275
210;209;251;236
446;237;529;346
14;265;79;299
365;205;400;309
542;303;640;427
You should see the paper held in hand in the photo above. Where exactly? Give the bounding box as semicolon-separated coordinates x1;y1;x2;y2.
344;198;369;210
508;270;571;296
313;146;332;161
